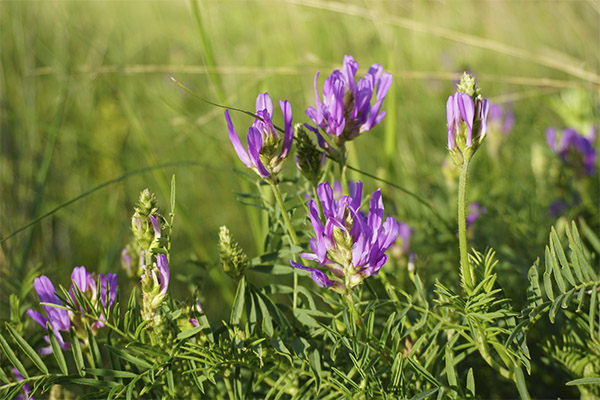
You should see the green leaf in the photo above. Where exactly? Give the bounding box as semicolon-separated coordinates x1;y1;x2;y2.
0;362;9;384
177;326;204;340
86;324;102;370
590;285;598;339
549;294;565;323
551;228;576;287
85;369;138;378
566;377;600;386
0;332;28;378
6;324;48;375
70;328;85;377
105;345;152;369
255;292;274;336
309;348;322;394
543;269;554;301
466;367;475;398
547;245;566;293
444;338;458;390
514;367;531;400
409;388;439;400
230;276;246;325
47;323;68;374
71;378;121;388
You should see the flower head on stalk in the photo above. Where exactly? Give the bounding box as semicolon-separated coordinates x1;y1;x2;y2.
225;93;293;179
546;126;596;176
306;55;392;154
446;72;489;165
290;181;399;293
68;266;118;337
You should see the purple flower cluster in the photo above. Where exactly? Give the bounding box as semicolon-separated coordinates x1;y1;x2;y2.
26;267;117;354
225;93;293;179
546;126;596;176
446;92;489;153
290;181;399;291
306;55;392;147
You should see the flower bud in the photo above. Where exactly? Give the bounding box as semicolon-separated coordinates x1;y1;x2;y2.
294;124;326;185
446;73;489;164
218;226;249;280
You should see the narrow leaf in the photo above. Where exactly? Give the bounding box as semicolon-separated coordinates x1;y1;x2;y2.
590;285;598;339
6;324;48;374
547;246;566;293
466;368;475;397
230;276;246;325
551;228;576;286
0;332;28;378
47;323;68;374
515;367;531;400
85;369;138;378
566;377;600;386
70;328;85;377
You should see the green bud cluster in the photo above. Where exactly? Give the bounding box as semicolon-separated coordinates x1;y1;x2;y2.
456;72;479;98
218;226;249;280
295;124;326;185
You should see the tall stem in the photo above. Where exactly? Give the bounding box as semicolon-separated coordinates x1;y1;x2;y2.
269;182;300;310
458;154;474;291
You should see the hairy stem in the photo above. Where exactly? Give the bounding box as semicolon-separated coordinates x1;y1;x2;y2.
458;154;474;292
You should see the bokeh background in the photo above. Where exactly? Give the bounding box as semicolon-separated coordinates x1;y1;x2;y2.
1;0;598;345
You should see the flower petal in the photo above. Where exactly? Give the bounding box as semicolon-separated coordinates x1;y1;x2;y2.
247;127;271;178
279;100;293;159
225;110;253;168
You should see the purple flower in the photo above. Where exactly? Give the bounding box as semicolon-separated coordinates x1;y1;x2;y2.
68;266;118;330
142;253;169;309
290;181;399;291
156;254;169;296
488;103;514;135
13;368;34;400
225;93;293;178
466;202;486;229
446;92;489;152
26;276;72;354
546;126;596;176
306;55;392;147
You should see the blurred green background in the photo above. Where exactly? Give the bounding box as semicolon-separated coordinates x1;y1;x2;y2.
1;0;598;319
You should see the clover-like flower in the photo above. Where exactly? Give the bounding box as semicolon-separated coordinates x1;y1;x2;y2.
546;126;596;176
446;73;489;163
225;93;293;179
290;181;399;292
306;55;392;149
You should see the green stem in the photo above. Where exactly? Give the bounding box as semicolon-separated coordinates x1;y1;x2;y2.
269;181;299;310
344;291;361;334
458;154;474;292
